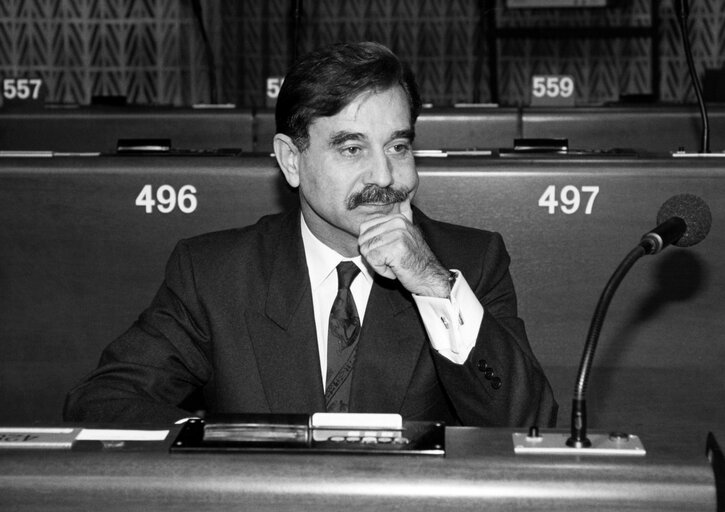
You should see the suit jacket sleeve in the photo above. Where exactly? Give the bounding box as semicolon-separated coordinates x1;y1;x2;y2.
423;222;558;428
63;239;212;423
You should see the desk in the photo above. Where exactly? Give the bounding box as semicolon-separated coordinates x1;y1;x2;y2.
246;107;520;153
1;154;724;431
0;107;254;153
520;106;725;153
3;106;724;154
0;426;716;511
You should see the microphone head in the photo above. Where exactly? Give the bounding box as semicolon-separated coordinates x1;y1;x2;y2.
656;194;712;247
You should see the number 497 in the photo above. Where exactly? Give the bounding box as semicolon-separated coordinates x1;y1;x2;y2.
538;185;599;214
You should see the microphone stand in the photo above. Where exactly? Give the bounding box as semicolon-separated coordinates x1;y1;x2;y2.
566;245;646;448
513;242;648;456
512;240;648;456
676;0;710;154
191;0;217;104
514;197;708;456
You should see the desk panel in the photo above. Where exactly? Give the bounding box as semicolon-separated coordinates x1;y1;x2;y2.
259;106;725;153
0;156;296;421
521;106;725;153
413;156;725;436
252;107;520;153
415;107;520;150
0;107;254;153
0;427;715;511
1;155;724;433
4;106;725;156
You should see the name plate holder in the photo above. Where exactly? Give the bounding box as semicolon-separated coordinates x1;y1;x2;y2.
170;413;445;456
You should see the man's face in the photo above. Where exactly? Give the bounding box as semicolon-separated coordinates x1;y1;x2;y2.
294;86;418;256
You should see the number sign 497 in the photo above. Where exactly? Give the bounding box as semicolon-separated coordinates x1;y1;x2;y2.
539;185;599;214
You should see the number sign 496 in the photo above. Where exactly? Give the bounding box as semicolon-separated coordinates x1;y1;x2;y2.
135;185;197;214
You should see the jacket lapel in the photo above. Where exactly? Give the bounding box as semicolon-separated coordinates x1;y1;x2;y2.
245;211;326;414
350;277;426;414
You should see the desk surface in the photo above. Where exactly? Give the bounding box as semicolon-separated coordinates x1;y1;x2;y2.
0;426;717;512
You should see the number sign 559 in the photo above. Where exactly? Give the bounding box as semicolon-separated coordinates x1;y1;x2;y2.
136;184;197;213
530;75;575;106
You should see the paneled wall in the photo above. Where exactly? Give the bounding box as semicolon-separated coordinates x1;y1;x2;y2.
222;0;485;108
1;1;724;107
0;0;210;106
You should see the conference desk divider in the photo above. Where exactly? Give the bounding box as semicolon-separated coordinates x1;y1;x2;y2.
2;152;724;510
3;105;725;154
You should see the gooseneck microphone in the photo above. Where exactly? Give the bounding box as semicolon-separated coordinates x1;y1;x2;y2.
641;193;713;254
566;194;712;449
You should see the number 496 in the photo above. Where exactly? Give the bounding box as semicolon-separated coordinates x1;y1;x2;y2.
538;185;599;214
135;184;197;214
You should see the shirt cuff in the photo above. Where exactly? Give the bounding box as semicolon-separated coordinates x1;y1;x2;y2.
412;270;484;364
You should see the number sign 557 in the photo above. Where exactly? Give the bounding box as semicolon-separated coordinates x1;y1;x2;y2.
539;185;599;215
2;78;44;100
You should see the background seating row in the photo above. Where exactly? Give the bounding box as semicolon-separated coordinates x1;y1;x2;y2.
2;105;724;155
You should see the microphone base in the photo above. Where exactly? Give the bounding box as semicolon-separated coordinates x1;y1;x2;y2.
512;431;646;456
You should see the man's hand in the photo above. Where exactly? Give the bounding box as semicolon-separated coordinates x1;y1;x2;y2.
358;201;451;298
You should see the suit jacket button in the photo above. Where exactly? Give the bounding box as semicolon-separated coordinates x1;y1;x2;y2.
477;359;487;371
491;377;502;390
483;368;494;379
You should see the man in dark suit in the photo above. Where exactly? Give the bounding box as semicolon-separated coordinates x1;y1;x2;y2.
64;42;557;427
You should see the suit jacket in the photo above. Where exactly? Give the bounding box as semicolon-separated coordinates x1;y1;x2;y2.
64;207;557;427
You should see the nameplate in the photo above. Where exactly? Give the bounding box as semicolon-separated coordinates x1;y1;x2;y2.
171;414;445;456
0;427;80;449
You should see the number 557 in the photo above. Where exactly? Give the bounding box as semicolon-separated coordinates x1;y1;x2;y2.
3;78;43;100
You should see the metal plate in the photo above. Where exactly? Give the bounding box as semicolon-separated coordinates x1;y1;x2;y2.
513;431;646;456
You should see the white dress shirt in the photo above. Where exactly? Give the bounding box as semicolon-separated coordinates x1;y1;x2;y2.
300;215;484;387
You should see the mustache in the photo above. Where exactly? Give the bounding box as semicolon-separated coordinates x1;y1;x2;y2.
347;185;410;209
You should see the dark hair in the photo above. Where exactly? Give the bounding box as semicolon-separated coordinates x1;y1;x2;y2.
275;41;422;151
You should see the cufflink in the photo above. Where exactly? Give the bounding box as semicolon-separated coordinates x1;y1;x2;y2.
447;270;458;288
